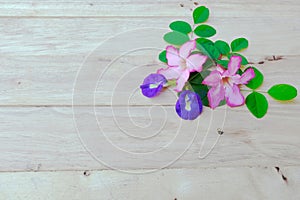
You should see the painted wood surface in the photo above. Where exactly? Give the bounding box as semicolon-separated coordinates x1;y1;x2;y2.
0;0;299;199
0;104;299;171
0;167;299;200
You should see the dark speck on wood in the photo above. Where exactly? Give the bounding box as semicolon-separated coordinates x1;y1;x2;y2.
282;174;288;182
266;55;283;61
274;166;288;183
83;170;91;176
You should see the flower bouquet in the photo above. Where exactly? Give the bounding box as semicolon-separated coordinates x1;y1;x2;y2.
140;6;297;120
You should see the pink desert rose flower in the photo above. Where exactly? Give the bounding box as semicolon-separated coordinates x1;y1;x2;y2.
202;56;255;109
157;40;207;92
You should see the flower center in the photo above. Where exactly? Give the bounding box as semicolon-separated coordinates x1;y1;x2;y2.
180;58;188;70
149;81;163;89
185;95;192;111
222;76;230;84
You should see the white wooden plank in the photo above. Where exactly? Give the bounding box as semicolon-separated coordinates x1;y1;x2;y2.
0;167;299;200
0;103;299;171
0;0;298;17
0;17;299;56
0;55;299;106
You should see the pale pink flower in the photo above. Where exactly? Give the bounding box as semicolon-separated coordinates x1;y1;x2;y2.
202;56;255;109
157;40;207;92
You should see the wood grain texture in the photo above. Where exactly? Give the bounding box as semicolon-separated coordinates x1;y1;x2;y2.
0;167;299;200
0;105;299;171
0;0;298;17
0;17;299;56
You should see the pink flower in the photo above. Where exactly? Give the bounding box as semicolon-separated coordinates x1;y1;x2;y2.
202;56;255;109
157;40;207;92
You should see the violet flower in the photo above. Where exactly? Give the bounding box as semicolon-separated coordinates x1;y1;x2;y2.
176;90;203;120
140;73;167;98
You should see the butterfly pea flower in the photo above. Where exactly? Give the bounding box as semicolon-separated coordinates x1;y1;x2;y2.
202;56;255;109
176;90;203;120
140;73;167;98
157;40;207;92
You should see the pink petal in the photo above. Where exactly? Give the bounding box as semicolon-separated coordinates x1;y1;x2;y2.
225;56;242;76
231;68;255;85
207;84;225;109
166;46;180;67
179;40;196;59
216;64;226;74
239;68;255;84
224;84;245;107
174;69;190;92
186;54;207;72
202;70;222;87
157;66;181;80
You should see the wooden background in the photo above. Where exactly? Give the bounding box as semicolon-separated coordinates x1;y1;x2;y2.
0;0;299;199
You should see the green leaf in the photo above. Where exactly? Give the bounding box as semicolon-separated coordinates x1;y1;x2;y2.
169;21;192;34
158;50;167;63
163;31;190;46
216;60;229;68
194;25;216;38
215;40;230;55
246;92;268;118
193;6;209;24
196;38;220;60
202;59;215;71
188;71;211;107
231;38;249;52
229;53;248;65
188;71;210;85
237;69;243;76
196;38;214;46
191;83;209;107
201;45;220;60
246;67;264;89
268;84;297;101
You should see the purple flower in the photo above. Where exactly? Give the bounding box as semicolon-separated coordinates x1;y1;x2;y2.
140;74;167;98
176;90;203;120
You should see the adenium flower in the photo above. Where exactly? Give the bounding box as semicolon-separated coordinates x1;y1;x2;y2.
202;56;255;109
158;40;207;92
176;90;203;120
140;73;167;98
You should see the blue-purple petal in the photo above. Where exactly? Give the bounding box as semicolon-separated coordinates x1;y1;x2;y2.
176;90;203;120
140;74;167;98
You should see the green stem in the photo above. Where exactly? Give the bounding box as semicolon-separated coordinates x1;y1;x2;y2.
191;24;196;40
240;89;267;94
165;79;177;87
